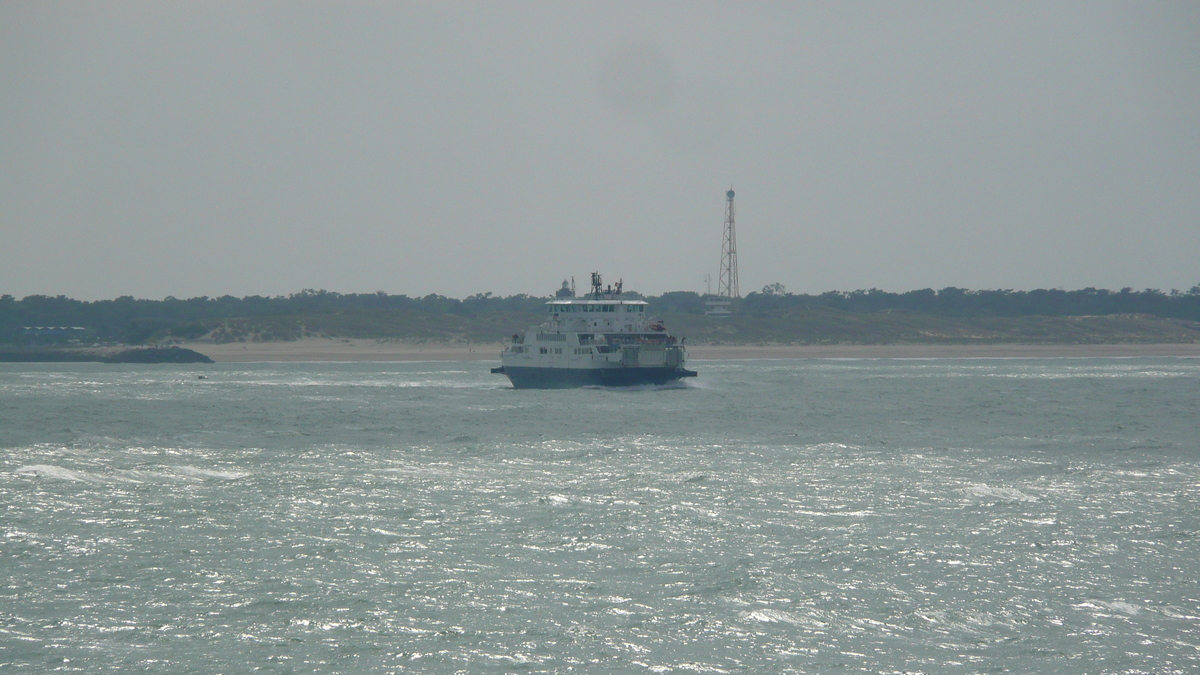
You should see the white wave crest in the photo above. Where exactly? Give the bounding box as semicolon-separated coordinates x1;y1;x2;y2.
1101;601;1141;615
1073;600;1141;616
14;465;91;482
175;466;250;480
961;484;1038;502
740;609;827;628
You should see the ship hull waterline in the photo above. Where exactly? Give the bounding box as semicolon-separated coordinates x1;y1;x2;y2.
492;365;697;389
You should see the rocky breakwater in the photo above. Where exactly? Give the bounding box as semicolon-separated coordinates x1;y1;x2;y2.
0;346;214;364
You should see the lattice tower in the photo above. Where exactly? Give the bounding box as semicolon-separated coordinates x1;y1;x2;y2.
718;189;739;298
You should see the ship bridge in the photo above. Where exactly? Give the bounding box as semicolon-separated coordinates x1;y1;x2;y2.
546;299;647;315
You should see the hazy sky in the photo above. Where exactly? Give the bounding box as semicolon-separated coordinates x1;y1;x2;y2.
3;2;1198;300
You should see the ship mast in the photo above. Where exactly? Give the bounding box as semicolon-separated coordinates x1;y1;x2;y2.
591;272;603;299
589;272;622;299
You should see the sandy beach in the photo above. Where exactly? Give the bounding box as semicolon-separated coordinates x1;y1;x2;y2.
182;339;1200;363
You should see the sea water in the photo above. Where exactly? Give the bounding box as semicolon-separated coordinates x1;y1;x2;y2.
1;358;1198;674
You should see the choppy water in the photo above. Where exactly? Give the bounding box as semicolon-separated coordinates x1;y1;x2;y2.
2;358;1198;674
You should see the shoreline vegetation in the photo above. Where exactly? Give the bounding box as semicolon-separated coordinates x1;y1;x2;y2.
181;339;1200;363
4;285;1200;362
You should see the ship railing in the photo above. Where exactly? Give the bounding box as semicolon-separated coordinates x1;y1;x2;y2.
604;334;672;346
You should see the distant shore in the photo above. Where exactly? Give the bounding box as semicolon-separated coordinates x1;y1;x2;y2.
180;339;1200;363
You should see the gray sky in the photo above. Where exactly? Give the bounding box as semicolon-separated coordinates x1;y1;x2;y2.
3;1;1198;300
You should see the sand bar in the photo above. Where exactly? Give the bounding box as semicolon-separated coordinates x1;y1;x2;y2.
689;344;1200;359
183;339;1200;363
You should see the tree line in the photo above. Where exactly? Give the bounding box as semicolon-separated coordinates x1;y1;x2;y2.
0;290;545;344
3;284;1199;345
656;285;1200;321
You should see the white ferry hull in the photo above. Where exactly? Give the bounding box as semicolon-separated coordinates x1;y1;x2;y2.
493;365;697;389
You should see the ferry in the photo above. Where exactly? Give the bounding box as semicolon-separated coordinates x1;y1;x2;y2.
492;273;697;389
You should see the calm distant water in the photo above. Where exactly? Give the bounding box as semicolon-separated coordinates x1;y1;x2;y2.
2;358;1198;674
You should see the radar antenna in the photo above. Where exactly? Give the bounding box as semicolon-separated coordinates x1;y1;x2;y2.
590;272;603;299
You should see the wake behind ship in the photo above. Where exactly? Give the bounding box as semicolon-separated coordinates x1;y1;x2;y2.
492;273;697;389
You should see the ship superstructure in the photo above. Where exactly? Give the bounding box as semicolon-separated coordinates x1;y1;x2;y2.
492;273;697;389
